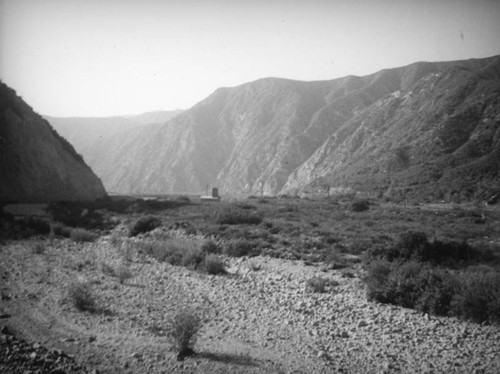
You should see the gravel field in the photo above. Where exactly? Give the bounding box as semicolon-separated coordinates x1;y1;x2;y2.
1;233;499;373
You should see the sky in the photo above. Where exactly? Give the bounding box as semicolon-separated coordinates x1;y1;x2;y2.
1;0;499;117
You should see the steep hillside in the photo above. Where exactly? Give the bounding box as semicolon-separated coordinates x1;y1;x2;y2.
46;110;183;163
77;56;500;201
0;82;107;202
283;57;500;202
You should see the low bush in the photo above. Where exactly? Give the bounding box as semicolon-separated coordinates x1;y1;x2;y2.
51;223;72;238
101;262;115;276
364;259;500;323
70;228;96;242
18;217;51;235
351;199;370;212
204;254;226;275
306;276;329;293
32;242;46;254
215;206;262;225
115;264;133;284
140;237;204;269
201;240;220;254
364;231;485;266
168;308;202;359
67;281;96;312
128;216;161;237
47;201;107;230
247;260;262;272
224;239;258;257
181;246;205;269
451;271;500;323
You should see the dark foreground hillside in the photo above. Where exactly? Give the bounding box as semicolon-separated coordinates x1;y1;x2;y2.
0;81;107;203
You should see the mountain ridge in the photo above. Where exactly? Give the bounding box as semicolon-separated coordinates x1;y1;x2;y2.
46;55;500;201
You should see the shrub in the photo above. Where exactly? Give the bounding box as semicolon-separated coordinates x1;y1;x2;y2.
51;223;72;238
32;242;46;254
67;281;96;312
168;308;202;358
181;246;205;269
115;264;133;284
18;217;51;235
415;268;457;316
365;259;425;307
128;216;161;237
109;232;122;247
204;254;226;275
247;260;261;272
351;199;369;212
364;259;393;303
306;276;329;293
47;201;107;230
451;271;500;323
215;206;262;225
140;238;204;269
101;262;115;276
201;240;220;254
364;258;500;323
364;231;484;266
224;239;257;257
70;228;96;242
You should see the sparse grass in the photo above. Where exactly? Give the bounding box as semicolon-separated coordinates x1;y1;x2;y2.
67;281;97;312
128;215;161;237
70;228;96;242
168;308;203;358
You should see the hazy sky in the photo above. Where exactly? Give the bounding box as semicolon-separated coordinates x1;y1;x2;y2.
1;0;499;117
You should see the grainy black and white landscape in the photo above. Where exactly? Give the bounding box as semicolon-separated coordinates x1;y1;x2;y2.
1;1;500;373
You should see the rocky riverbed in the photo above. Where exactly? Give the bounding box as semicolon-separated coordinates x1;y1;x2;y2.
1;234;499;373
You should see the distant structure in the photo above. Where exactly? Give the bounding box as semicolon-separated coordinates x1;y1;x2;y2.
201;187;221;202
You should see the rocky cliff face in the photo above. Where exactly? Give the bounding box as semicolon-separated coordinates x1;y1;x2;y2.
0;82;107;202
282;57;500;201
59;56;500;201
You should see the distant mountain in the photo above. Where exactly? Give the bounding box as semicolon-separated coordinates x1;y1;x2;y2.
52;56;500;202
0;81;107;203
46;110;183;162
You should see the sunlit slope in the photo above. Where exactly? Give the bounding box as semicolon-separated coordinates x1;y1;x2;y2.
83;55;500;201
